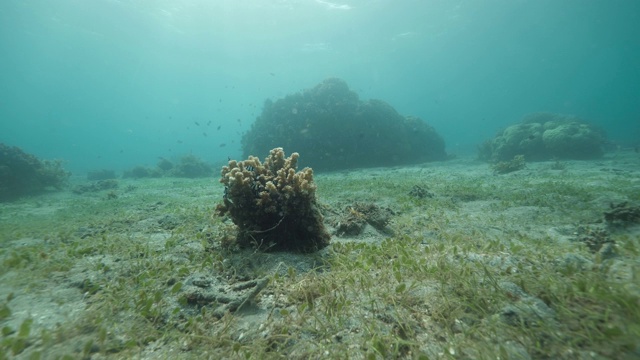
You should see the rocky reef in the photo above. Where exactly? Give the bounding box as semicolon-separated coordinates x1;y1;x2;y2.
170;154;213;178
87;169;117;181
492;155;526;174
0;143;70;201
242;78;447;171
215;147;330;252
123;155;213;179
479;112;606;162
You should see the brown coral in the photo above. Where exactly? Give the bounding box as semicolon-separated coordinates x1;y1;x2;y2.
215;148;330;252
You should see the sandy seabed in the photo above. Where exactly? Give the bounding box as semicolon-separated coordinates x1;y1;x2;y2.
1;152;639;359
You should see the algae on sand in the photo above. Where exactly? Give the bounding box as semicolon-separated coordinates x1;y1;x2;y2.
0;152;639;359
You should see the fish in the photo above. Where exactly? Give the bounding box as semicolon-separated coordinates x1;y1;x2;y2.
203;132;207;137
217;125;221;130
177;140;183;143
219;143;226;147
207;120;212;126
270;72;275;76
195;121;200;126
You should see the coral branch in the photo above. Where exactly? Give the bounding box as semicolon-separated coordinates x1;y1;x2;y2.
216;148;330;252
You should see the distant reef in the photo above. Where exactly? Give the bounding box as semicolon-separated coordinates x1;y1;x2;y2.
122;154;213;179
478;112;607;162
242;78;447;171
0;143;70;201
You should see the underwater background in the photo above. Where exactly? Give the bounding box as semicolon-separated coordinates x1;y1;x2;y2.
3;2;640;358
1;0;639;173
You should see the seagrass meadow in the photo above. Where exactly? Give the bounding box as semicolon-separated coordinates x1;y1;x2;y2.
1;152;639;359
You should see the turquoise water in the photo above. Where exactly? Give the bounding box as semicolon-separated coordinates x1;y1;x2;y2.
1;0;639;173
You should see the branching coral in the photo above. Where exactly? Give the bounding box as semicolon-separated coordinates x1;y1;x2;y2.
215;148;330;252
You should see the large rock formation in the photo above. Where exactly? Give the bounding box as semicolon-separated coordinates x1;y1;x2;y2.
0;143;70;201
242;78;447;171
478;112;606;162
